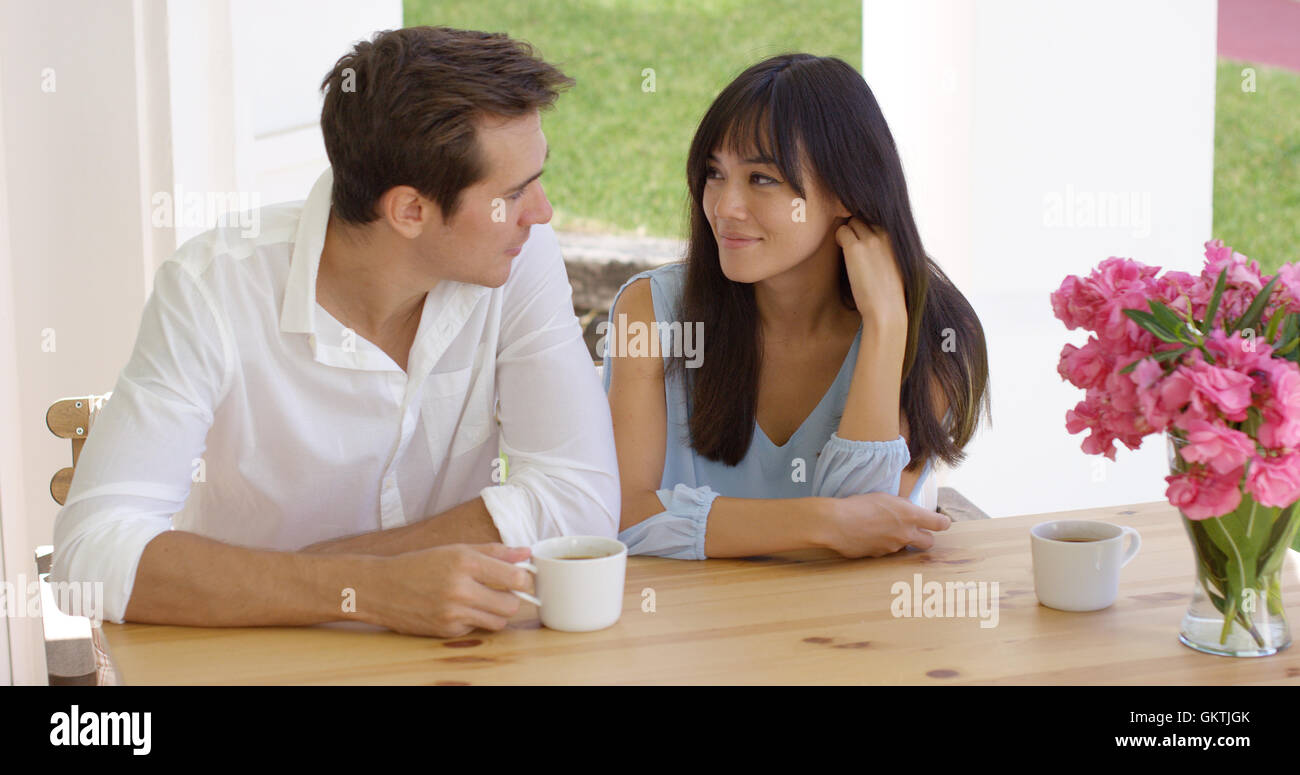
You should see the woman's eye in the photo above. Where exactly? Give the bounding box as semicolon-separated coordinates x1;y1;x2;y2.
752;173;779;185
705;166;722;180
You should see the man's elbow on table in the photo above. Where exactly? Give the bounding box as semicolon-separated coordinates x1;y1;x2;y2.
50;516;170;625
482;465;620;544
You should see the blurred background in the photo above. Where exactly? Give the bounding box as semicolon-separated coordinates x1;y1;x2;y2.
1;0;1294;684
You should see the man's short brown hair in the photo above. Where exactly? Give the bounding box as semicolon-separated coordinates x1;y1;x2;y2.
319;26;574;224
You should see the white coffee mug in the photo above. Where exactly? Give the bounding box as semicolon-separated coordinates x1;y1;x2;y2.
1031;520;1141;612
512;536;627;632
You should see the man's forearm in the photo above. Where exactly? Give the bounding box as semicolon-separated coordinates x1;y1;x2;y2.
299;497;503;556
123;530;376;627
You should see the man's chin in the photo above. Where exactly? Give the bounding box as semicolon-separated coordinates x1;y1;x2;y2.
483;263;512;288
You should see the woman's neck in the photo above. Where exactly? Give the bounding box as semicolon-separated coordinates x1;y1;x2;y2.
752;235;857;342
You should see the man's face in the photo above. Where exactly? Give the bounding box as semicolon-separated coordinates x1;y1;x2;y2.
421;110;553;288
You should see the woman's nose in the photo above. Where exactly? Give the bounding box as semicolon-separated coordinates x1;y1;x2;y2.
713;180;747;221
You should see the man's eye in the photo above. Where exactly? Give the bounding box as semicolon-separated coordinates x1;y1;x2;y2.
507;189;526;201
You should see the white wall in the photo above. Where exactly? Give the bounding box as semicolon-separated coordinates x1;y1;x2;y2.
0;0;176;685
863;0;1218;517
0;0;401;685
167;0;402;246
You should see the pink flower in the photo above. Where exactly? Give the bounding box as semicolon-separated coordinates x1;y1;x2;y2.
1057;338;1109;390
1050;275;1098;331
1066;395;1119;460
1180;350;1255;421
1256;360;1300;450
1245;451;1300;507
1051;257;1162;342
1156;270;1209;321
1198;240;1272;330
1202;239;1264;295
1095;258;1163;343
1128;344;1199;430
1166;466;1244;520
1055;242;1300;514
1172;417;1257;475
1104;350;1150;414
1275;263;1300;316
1204;329;1274;374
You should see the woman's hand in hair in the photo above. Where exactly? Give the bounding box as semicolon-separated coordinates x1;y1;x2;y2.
835;217;908;329
816;491;951;558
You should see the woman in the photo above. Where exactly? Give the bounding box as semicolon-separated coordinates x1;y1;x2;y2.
602;53;991;560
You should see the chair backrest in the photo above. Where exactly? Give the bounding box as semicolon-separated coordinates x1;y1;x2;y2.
45;393;111;506
42;393;117;685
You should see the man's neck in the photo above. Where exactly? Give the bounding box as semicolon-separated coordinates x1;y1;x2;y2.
316;214;432;341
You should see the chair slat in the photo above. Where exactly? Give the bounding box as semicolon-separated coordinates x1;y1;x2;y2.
937;486;991;521
50;467;73;506
46;398;91;439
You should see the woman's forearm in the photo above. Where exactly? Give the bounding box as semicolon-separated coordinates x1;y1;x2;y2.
622;489;834;557
703;495;835;557
837;316;908;442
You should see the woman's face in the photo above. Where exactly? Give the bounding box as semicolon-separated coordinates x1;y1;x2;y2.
701;144;849;285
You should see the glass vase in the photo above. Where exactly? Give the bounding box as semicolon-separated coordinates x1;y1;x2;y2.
1167;431;1295;657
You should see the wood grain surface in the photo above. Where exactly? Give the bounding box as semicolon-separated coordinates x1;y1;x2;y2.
98;500;1300;685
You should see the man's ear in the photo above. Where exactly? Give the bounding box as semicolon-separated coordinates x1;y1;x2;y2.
378;185;432;240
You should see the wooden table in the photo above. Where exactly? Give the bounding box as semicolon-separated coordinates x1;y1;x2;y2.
98;500;1300;685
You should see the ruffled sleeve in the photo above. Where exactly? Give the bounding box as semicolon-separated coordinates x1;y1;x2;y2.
811;433;912;498
617;483;721;560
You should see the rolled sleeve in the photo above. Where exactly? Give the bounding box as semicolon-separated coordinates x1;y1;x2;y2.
480;224;621;545
811;433;911;498
50;257;230;623
617;483;719;560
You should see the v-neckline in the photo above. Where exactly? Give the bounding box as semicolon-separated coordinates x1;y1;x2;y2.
755;325;862;450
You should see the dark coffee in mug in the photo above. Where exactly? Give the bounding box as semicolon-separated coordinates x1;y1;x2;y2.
1056;536;1102;543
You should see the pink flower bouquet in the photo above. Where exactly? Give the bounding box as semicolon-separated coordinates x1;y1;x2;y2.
1052;241;1300;655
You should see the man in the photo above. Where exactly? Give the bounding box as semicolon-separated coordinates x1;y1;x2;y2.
51;27;620;638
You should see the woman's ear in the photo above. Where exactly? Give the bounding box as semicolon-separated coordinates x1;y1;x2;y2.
833;199;851;220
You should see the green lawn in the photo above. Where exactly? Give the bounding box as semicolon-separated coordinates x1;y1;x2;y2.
400;5;1298;269
403;0;860;238
1214;58;1300;276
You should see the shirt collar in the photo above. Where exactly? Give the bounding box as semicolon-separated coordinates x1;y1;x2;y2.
279;166;334;336
278;166;493;376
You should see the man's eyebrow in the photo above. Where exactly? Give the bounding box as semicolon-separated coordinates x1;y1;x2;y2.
507;145;550;193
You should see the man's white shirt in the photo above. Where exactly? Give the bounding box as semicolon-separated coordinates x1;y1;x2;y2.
51;167;621;623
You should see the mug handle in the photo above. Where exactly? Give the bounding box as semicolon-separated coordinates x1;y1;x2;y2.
511;560;541;606
1119;526;1141;568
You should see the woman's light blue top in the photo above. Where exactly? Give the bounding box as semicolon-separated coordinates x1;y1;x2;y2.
601;263;938;560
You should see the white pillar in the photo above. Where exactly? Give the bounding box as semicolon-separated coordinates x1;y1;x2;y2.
0;0;175;685
0;0;401;684
864;0;1218;516
166;0;402;246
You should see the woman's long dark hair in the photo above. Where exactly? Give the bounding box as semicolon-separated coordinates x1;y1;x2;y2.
672;53;991;472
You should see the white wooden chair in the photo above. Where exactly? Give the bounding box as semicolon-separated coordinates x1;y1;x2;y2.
42;393;117;685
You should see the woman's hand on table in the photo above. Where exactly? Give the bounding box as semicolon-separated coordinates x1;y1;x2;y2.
361;543;535;638
816;492;951;558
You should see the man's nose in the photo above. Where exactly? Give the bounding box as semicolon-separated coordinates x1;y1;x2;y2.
523;182;553;226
